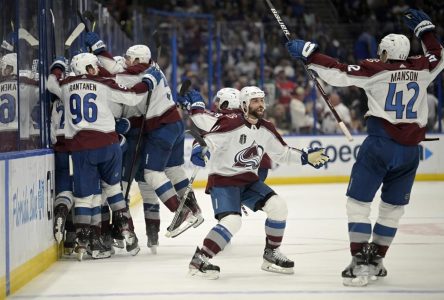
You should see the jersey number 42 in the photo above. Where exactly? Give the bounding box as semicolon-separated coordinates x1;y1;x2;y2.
384;82;418;119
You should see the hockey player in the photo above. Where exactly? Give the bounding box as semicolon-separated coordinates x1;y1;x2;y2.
187;86;329;279
47;52;152;260
0;53;18;152
286;8;444;286
178;87;272;182
85;32;203;242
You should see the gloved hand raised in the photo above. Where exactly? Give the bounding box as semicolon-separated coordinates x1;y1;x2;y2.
115;117;131;135
404;9;435;38
84;32;106;54
286;39;318;61
177;90;206;111
300;147;329;169
190;144;210;167
50;56;68;72
142;66;163;91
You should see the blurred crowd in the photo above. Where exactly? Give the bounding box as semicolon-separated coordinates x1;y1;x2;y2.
142;0;443;135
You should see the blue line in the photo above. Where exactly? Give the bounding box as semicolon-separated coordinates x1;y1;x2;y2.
5;159;10;296
10;289;444;298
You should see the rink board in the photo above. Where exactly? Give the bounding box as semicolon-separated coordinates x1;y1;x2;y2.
0;149;56;298
183;134;444;187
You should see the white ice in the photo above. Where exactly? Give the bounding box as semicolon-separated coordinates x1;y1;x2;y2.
10;182;444;300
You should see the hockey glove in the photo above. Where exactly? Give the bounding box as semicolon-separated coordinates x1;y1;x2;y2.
191;144;210;167
300;147;329;169
286;39;318;61
118;134;128;154
404;9;435;38
85;32;106;54
115;117;131;135
180;90;206;111
142;66;163;91
49;56;68;72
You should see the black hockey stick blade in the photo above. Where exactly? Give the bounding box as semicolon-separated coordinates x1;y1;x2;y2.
179;79;192;96
83;11;96;31
423;137;440;142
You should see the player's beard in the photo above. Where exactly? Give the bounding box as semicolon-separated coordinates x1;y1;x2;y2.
249;106;265;120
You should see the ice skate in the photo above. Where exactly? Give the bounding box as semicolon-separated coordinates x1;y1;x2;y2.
90;231;111;259
367;243;387;281
261;247;294;274
111;215;125;249
165;205;199;238
342;243;373;287
63;231;76;255
185;191;204;228
53;204;68;244
75;227;90;262
101;232;115;255
188;247;220;280
125;232;140;256
146;223;159;254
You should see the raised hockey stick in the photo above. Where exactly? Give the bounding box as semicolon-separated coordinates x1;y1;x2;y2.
165;129;208;238
83;11;97;32
77;10;90;32
265;0;353;142
18;28;39;47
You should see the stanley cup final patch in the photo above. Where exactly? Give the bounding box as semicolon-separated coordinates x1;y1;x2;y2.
239;134;247;145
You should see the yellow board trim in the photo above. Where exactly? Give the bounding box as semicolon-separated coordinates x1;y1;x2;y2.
0;275;6;300
9;244;58;295
190;174;444;188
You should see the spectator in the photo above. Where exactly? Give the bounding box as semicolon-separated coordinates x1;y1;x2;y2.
289;86;315;133
321;92;351;134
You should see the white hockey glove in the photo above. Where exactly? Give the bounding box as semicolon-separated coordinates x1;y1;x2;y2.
301;147;329;169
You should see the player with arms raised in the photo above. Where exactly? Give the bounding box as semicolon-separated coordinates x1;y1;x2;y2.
187;86;329;279
286;8;444;286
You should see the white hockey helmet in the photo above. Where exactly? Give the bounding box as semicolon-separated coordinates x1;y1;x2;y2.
377;34;410;61
239;86;265;114
70;53;99;75
125;45;151;65
1;53;17;76
215;88;240;110
113;55;126;68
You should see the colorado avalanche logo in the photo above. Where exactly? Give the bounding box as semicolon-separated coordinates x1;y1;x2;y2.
233;141;264;169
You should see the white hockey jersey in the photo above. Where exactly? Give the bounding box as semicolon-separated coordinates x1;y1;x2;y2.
98;52;181;131
48;71;148;151
203;113;302;192
307;31;444;145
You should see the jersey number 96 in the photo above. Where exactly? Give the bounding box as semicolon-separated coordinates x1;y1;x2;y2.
69;93;98;125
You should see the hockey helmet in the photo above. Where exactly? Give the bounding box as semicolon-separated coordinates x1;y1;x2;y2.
377;34;410;61
215;87;240;110
125;45;151;65
70;53;99;75
239;86;265;114
1;53;17;76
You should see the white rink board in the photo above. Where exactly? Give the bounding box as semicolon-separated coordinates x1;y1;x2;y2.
183;134;444;180
0;160;5;281
8;153;55;269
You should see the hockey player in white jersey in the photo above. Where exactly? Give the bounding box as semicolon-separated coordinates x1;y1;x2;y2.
48;52;152;260
0;53;18;152
286;8;444;286
187;86;329;279
84;32;204;243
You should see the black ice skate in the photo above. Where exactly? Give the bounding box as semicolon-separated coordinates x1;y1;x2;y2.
367;243;388;280
188;247;220;279
146;223;160;254
165;204;199;238
53;204;68;244
185;190;204;229
89;230;111;259
63;231;76;255
113;211;140;256
111;222;125;249
75;227;91;262
342;243;373;287
261;247;294;274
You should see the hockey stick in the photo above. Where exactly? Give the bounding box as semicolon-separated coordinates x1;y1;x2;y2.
83;11;97;32
77;10;90;32
265;0;353;142
123;89;152;204
64;23;86;58
18;28;39;47
165;129;208;238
